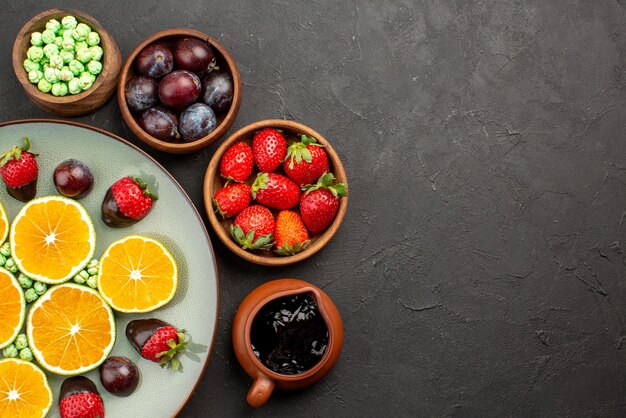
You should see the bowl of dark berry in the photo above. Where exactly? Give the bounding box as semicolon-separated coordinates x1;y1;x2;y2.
203;119;348;266
12;9;122;116
118;29;242;154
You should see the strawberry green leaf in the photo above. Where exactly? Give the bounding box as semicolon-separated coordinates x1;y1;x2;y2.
251;172;269;199
212;198;227;219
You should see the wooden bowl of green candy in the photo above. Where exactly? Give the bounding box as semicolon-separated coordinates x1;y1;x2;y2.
12;9;122;117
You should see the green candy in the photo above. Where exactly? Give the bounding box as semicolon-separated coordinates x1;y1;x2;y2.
51;82;68;97
37;79;52;93
88;259;99;269
68;78;81;94
78;72;95;90
24;288;38;303
87;32;100;46
0;254;5;266
41;29;56;45
54;36;63;47
0;242;9;257
68;60;84;76
90;45;104;62
86;276;97;289
45;19;61;34
42;43;59;59
72;23;91;41
19;347;34;362
60;49;74;64
87;60;102;75
30;32;43;46
2;344;18;358
62;37;75;51
17;274;33;289
44;67;60;83
14;334;28;351
62;29;74;40
59;66;74;82
33;281;47;295
4;258;16;273
61;15;78;30
23;59;40;73
28;70;43;84
76;47;92;64
27;46;44;62
87;267;99;276
73;272;86;284
75;41;89;51
49;54;64;69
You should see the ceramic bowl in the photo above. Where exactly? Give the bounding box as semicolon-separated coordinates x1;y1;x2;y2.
203;119;348;266
12;9;121;117
117;29;242;154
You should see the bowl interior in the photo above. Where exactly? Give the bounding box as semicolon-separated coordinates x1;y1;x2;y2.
205;120;348;266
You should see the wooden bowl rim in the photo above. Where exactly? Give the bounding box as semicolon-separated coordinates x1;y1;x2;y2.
12;8;119;105
203;119;349;266
117;28;242;154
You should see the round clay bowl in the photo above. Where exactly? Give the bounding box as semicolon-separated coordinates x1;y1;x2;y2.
203;119;348;266
12;9;121;117
118;29;242;154
232;278;344;407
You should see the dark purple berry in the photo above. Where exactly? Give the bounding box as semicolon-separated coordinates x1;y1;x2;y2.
99;356;139;397
173;38;216;73
179;103;216;142
136;44;174;78
139;107;180;142
125;76;158;113
158;70;201;109
201;71;233;112
53;159;94;199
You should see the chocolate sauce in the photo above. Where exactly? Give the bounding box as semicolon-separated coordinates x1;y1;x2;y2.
101;188;136;228
126;318;169;352
59;376;99;402
250;293;329;375
6;179;36;202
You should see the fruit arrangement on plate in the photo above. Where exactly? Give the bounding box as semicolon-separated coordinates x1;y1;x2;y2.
0;136;199;417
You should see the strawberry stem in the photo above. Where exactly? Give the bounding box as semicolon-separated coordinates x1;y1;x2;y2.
156;332;188;371
302;172;347;197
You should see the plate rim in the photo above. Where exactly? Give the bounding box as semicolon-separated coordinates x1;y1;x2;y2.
0;118;220;418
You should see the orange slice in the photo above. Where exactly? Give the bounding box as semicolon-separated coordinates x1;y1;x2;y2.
0;358;52;417
26;284;115;375
97;235;178;313
10;196;95;284
0;268;25;349
0;201;8;245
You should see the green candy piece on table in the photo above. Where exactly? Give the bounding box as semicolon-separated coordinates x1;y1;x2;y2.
87;267;99;276
75;40;89;51
87;31;100;46
0;242;10;257
24;288;39;303
2;344;18;358
19;347;34;362
27;46;44;62
17;273;33;289
42;43;59;59
88;259;99;269
90;45;104;61
73;271;86;284
49;54;64;69
33;281;47;295
30;32;43;46
68;78;82;95
45;18;61;34
87;60;102;75
59;67;74;82
69;59;84;76
44;67;60;83
51;82;69;97
62;37;75;51
78;71;95;90
72;23;91;41
37;79;52;93
28;70;44;84
23;59;40;73
14;334;28;351
41;29;56;44
62;15;78;30
4;257;17;273
86;275;97;289
76;47;92;64
60;49;74;64
0;254;5;266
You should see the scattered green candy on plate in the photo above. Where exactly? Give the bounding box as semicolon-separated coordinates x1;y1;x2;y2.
24;288;38;303
14;334;28;351
17;273;33;289
19;347;33;362
2;344;17;358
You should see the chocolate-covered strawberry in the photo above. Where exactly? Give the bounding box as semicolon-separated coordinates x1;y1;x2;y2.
102;176;158;227
252;128;287;172
126;319;187;371
213;182;251;219
0;136;38;202
59;376;105;418
283;135;329;186
251;172;301;210
300;173;347;235
220;142;254;183
230;205;274;250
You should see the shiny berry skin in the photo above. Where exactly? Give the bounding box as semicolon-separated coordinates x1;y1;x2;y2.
220;142;254;182
251;172;301;210
0;136;38;202
139;106;180;142
173;37;216;73
102;176;157;227
59;376;104;418
99;356;139;397
299;173;347;235
53;159;94;199
213;182;251;219
201;71;233;112
179;103;216;142
124;75;158;113
126;319;187;371
252;128;287;172
231;205;275;250
274;210;309;255
136;43;173;78
283;135;329;186
158;70;201;109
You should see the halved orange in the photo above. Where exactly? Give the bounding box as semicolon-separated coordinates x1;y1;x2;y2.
98;235;178;313
0;358;52;417
10;196;95;284
27;284;115;376
0;268;25;349
0;201;8;245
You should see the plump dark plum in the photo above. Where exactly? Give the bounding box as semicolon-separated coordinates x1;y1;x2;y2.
136;44;174;78
158;70;201;109
125;76;158;113
201;71;233;112
173;37;216;73
139;106;180;141
99;356;139;397
179;103;217;142
53;159;94;199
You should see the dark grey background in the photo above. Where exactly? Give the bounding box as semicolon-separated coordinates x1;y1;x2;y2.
1;0;626;416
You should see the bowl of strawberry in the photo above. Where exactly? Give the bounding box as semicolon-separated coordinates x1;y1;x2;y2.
117;29;241;154
203;119;348;266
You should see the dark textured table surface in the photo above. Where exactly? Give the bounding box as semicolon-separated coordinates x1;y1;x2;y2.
2;1;626;416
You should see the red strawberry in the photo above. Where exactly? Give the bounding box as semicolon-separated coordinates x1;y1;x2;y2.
252;128;287;172
0;136;39;202
283;135;329;185
274;210;310;255
220;142;254;182
126;319;187;371
59;376;105;418
213;183;251;219
102;176;158;227
230;205;274;250
300;173;347;235
251;172;301;210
